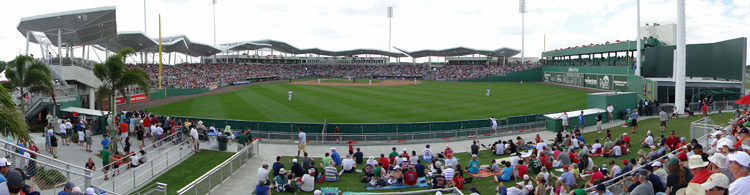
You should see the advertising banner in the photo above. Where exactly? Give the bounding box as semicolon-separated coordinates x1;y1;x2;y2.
584;74;598;89
597;74;613;91
612;75;628;92
103;97;126;106
130;94;149;103
209;85;218;91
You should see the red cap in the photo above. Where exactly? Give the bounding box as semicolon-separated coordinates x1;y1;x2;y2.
677;152;688;161
623;160;629;165
563;165;568;169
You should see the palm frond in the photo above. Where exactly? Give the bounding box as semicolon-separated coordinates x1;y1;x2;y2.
0;109;30;142
22;69;51;88
0;85;16;110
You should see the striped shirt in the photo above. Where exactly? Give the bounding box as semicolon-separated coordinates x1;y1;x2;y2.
324;166;338;181
443;168;455;181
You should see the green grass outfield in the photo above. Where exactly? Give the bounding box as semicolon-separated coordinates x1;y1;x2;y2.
258;114;731;195
146;81;588;123
321;78;382;84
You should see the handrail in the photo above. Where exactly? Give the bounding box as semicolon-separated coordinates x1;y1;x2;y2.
90;184;119;195
176;140;259;194
97;130;183;171
0;138;89;172
93;133;192;182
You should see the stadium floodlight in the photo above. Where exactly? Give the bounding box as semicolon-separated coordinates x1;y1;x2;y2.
636;0;641;76
519;0;525;64
144;0;147;34
674;0;687;114
212;0;217;63
388;7;393;63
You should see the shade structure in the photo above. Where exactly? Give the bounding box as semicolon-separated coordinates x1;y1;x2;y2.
735;94;750;105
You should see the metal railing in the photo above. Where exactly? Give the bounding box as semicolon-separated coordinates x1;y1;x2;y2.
252;121;546;143
100;137;194;194
0;144;91;195
176;140;260;195
135;182;167;195
90;184;119;195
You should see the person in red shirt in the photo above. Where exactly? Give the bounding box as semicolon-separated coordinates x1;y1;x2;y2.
570;152;580;164
112;152;122;177
585;166;605;188
701;104;708;117
348;141;354;155
120;122;128;143
535;134;542;144
688;155;712;184
665;131;678;150
450;172;464;190
623;133;631;147
516;161;529;179
444;145;454;159
404;167;418;186
735;128;750;150
378;154;390;170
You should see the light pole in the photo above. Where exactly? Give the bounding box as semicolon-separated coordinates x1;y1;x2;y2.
388;7;393;64
519;0;525;64
636;0;641;76
674;0;687;114
144;0;147;34
212;0;217;63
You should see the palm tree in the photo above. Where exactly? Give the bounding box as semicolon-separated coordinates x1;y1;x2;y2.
2;55;55;115
93;47;150;152
0;84;30;142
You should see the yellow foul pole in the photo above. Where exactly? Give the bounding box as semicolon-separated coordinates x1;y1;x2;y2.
158;14;163;89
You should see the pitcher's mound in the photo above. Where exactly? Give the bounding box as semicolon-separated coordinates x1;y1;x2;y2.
293;79;421;86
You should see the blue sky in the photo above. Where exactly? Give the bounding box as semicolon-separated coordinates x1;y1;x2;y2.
1;0;748;62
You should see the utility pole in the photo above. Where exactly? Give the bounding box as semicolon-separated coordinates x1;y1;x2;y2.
519;0;526;64
212;0;217;63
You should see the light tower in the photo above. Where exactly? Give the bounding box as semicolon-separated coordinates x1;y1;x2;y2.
636;0;641;76
674;0;687;114
212;0;217;63
519;0;526;64
388;7;393;63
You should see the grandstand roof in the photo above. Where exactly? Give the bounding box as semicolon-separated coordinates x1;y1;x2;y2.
221;40;408;57
220;40;519;58
17;6;117;47
98;31;157;52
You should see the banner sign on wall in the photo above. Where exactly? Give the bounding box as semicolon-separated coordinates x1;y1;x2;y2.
130;94;149;103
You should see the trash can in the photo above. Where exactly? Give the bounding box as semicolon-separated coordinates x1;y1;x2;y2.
621;109;630;120
217;135;228;151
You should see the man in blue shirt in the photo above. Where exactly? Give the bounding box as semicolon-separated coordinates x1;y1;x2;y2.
494;161;514;182
558;165;575;188
631;109;639;133
101;135;111;151
272;156;285;176
579;111;585;129
330;148;341;167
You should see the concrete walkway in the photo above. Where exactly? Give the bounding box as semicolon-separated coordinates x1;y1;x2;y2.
213;115;659;194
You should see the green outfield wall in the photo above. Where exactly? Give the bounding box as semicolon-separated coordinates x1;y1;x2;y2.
460;68;543;82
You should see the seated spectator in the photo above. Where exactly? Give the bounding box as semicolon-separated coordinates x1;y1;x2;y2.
341;154;356;173
296;169;315;193
324;163;339;182
467;154;480;174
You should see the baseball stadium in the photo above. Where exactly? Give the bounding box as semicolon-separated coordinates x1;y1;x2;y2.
1;1;749;195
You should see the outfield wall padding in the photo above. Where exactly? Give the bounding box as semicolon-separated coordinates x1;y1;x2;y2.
460;68;543;82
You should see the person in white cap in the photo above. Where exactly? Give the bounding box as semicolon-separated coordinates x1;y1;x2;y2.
688;155;713;184
257;163;269;184
728;152;750;194
702;173;729;195
652;161;668;185
314;190;322;195
85;188;96;195
330;147;341;167
708;152;732;182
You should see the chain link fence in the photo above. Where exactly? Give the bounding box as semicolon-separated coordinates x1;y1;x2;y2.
0;145;91;195
176;140;260;195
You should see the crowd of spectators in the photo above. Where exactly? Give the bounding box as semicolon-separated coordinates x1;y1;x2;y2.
127;63;539;89
430;64;540;80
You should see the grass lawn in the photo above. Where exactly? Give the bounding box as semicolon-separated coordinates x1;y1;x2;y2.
146;81;588;123
260;113;732;195
320;78;382;84
135;150;235;194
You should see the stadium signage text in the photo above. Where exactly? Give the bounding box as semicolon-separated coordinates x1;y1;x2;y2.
599;76;611;89
130;94;149;103
585;77;598;86
613;80;627;87
567;67;579;72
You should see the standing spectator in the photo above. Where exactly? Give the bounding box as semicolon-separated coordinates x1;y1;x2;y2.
137;124;145;149
257;163;269;185
49;134;58;158
297;128;306;157
124;137;131;154
102;145;112;181
557;111;569;132
631;110;639;133
45;124;53;153
596;112;603;134
579;111;585;129
607;104;614;123
190;125;200;153
59;120;68;146
85;127;93;152
119;121;128;144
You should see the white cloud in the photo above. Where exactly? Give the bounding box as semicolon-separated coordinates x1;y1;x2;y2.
0;0;748;62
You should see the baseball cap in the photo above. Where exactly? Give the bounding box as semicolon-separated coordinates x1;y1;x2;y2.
472;154;477;158
314;190;322;195
0;158;11;167
262;163;269;167
687;183;707;195
652;162;662;167
563;165;569;169
292;159;297;163
330;147;336;151
469;187;478;192
72;187;82;194
64;181;75;189
728;152;750;167
702;173;730;190
622;160;629;165
6;171;22;191
709;153;728;169
276;156;282;161
623;133;627;136
638;169;649;176
678;152;688;161
668;157;679;165
574;189;587;195
403;148;407;151
596;183;606;191
741;128;750;134
392;147;397;150
644;164;653;171
346;154;351;158
693;144;703;150
85;188;96;195
13;168;30;179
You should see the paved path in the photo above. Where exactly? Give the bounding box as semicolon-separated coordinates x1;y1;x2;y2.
213;115;659;193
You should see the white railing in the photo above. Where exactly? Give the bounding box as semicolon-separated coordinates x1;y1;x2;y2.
350;187;464;195
102;137;194;194
176;140;260;195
